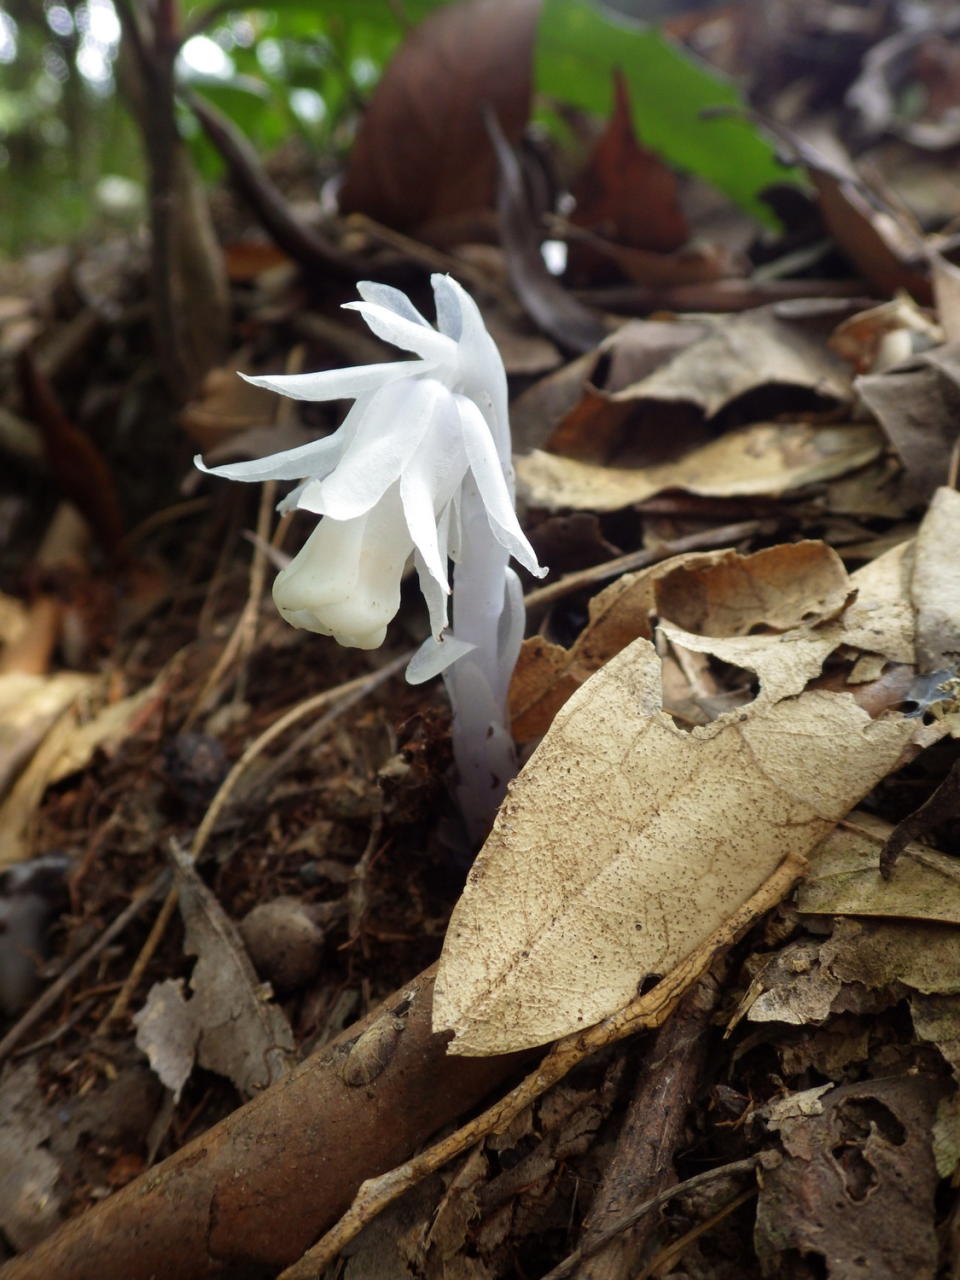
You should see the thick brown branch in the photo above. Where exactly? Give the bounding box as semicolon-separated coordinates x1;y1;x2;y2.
1;966;530;1280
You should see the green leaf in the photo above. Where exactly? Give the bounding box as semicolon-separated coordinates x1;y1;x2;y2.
535;0;796;224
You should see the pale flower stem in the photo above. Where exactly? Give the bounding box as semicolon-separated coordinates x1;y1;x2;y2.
443;485;521;846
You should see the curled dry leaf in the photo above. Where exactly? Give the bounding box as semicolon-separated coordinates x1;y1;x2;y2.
434;634;918;1055
517;421;884;513
510;541;852;741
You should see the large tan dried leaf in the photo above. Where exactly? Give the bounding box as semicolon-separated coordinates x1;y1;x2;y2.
517;421;883;512
434;637;916;1055
599;304;853;418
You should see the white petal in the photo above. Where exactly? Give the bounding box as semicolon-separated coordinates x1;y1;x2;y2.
406;632;476;685
272;486;411;648
343;301;457;364
239;359;428;402
412;548;450;639
430;273;464;341
456;396;546;577
357;281;432;328
309;379;441;520
194;430;345;483
432;275;509;457
399;405;468;595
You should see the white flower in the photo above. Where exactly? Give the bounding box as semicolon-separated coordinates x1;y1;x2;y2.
195;275;544;652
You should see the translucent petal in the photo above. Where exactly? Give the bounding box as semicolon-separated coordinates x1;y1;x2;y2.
456;396;546;577
399;404;469;593
430;273;464;342
343;301;457;364
496;567;526;702
432;275;509;457
272;487;411;648
239;359;428;402
406;632;476;685
194;429;345;484
357;281;432;328
312;379;441;520
412;547;450;639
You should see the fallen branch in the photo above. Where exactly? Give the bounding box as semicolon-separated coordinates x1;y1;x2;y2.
2;966;531;1280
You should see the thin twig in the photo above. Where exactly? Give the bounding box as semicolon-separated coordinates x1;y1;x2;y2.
102;656;409;1028
541;1158;760;1280
277;853;805;1279
523;521;761;615
636;1186;758;1280
0;872;169;1065
182;479;276;732
190;652;410;861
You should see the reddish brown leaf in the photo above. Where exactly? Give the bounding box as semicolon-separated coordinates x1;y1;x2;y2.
17;353;126;564
338;0;542;232
567;69;689;285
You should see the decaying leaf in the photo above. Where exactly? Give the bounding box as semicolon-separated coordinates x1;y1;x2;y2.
434;633;917;1055
338;0;541;233
136;844;295;1098
857;344;960;502
0;1063;64;1250
756;1077;943;1279
517;421;883;512
566;69;688;285
133;979;198;1104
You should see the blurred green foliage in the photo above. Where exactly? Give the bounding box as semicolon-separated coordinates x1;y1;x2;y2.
0;0;448;256
0;0;790;258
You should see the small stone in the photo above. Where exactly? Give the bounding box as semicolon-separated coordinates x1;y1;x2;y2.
238;897;326;991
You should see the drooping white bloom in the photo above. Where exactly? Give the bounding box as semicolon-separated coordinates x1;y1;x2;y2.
195;275;544;653
197;274;546;844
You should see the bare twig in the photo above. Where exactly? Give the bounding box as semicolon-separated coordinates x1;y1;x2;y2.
542;1159;760;1280
278;853;805;1279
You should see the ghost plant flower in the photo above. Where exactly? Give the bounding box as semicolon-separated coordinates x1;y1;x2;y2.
196;274;546;842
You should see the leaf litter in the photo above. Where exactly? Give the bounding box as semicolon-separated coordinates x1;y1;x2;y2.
7;4;960;1278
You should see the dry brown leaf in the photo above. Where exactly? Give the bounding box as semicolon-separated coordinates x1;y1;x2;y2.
517;422;883;512
510;541;850;741
0;674;160;867
857;344;960;503
601;304;853;418
756;1077;941;1279
566;68;688;286
910;485;960;671
799;812;960;923
0;672;94;803
434;636;917;1055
